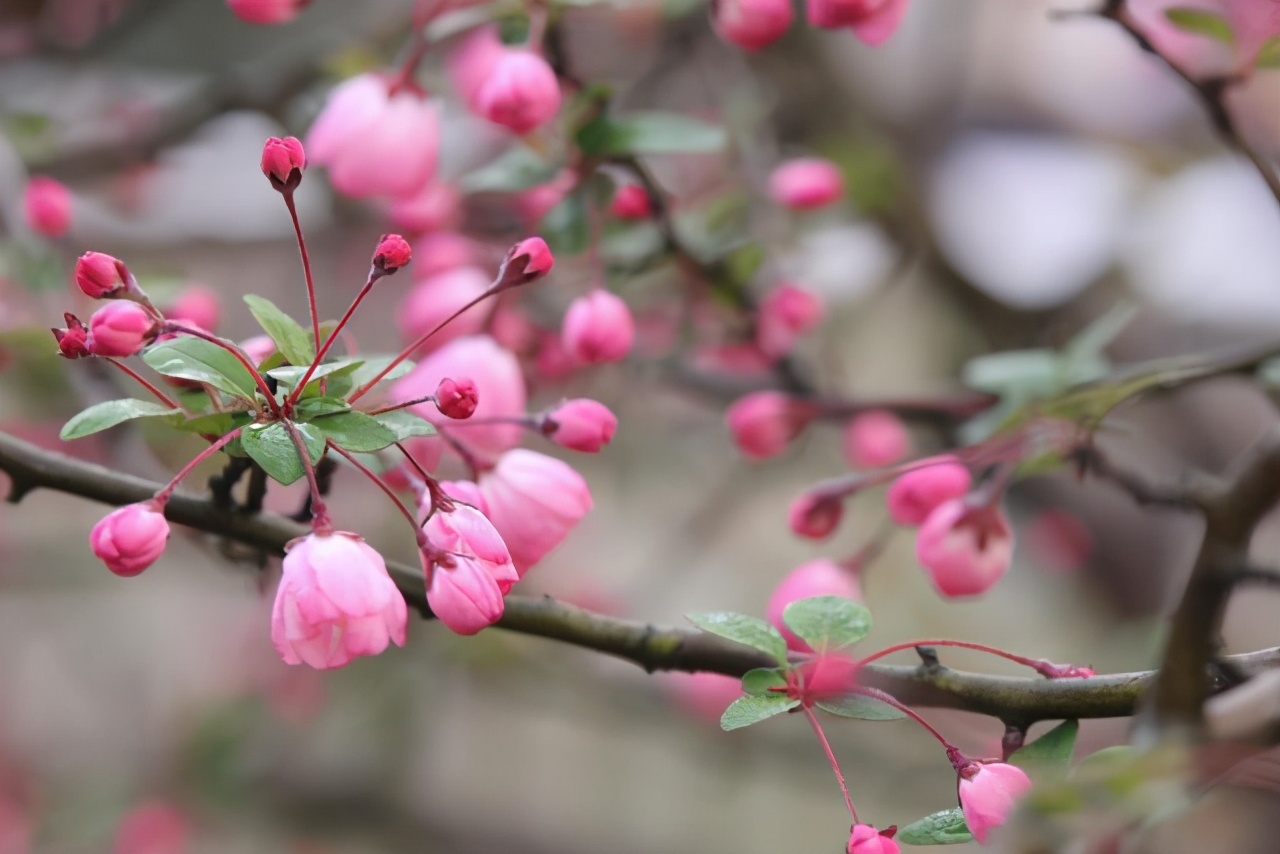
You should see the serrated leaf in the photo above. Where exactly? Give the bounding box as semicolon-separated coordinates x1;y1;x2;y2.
816;692;905;721
142;337;260;401
686;612;788;665
312;410;399;452
240;421;326;485
371;409;438;442
1010;720;1078;782
576;111;726;156
719;694;798;731
781;596;871;650
60;399;182;440
897;808;973;845
243;295;315;366
741;667;787;696
1165;7;1234;43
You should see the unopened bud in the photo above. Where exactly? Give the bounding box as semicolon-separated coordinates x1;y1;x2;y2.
51;312;90;359
24;176;73;237
86;302;157;357
788;491;844;539
543;399;617;453
75;251;133;299
609;185;652;219
435;377;478;419
372;233;412;276
261;136;306;192
496;237;555;289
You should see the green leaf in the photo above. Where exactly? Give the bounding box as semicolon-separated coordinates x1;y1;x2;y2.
686;612;788;665
741;668;787;696
173;412;246;436
781;596;872;650
538;190;590;255
266;358;364;390
1164;7;1234;43
292;397;351;420
325;356;416;398
896;808;973;845
1010;720;1078;782
461;145;562;193
719;694;798;731
576;111;726;156
142;337;261;402
243;295;315;366
1257;36;1280;68
60;399;182;440
240;421;326;485
371;409;438;442
816;693;905;721
312;410;399;453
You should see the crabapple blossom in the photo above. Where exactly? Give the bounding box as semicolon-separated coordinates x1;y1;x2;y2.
499;236;555;286
542;399;618;453
24;176;72;237
165;285;220;332
271;532;408;670
884;456;971;526
847;824;900;854
260;135;305;192
513;168;577;225
372;233;412;275
478;448;593;573
767;559;862;651
306;73;439;198
788;491;844;539
90;502;170;577
562;290;635;364
842;409;909;469
916;499;1014;598
51;313;90;359
474;50;562;135
398;266;491;352
113;800;190;854
448;25;508;109
239;334;276;366
786;650;860;706
609;184;653;219
422;504;518;634
435;377;479;419
726;391;818;460
756;283;823;358
389;181;461;233
713;0;794;50
74;251;132;299
86;301;157;357
957;761;1033;843
769;157;845;210
414;232;480;277
804;0;910;45
226;0;311;24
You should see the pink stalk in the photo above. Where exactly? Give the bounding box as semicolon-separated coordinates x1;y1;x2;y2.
327;441;428;546
285;271;379;408
281;420;331;534
802;707;859;822
152;427;243;505
860;640;1045;672
103;358;183;410
282;192;321;350
163;323;282;418
854;686;955;751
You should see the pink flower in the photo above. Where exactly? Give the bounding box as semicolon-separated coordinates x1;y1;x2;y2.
372;233;412;275
756;283;823;358
165;285;220;333
239;334;276;366
884;456;971;526
435;376;478;419
713;0;794;51
388;181;461;233
398;266;491;352
609;184;653;219
393;335;527;463
514;168;577;225
785;650;860;706
1025;509;1093;574
661;671;744;722
270;532;408;670
52;312;90;359
843;409;909;469
90;502;170;577
543;399;618;453
847;824;900;854
916;499;1014;598
306;73;439;199
113;800;189;854
226;0;311;24
768;157;844;210
75;251;132;299
479;448;593;573
475;51;562;135
422;504;518;634
726;391;817;460
260;135;305;192
87;301;157;357
804;0;909;44
788;491;844;539
562;290;635;364
497;236;555;287
767;559;862;651
448;25;508;109
24;176;72;237
413;231;481;278
957;761;1032;843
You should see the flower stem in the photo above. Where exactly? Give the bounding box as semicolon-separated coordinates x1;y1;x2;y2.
281;420;331;534
102;358;183;410
802;706;858;823
282;191;321;351
853;686;955;751
328;441;426;545
857;640;1089;679
163;323;282;418
152;427;243;505
286;272;379;408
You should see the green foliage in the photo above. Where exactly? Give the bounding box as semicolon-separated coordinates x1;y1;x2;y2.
1010;720;1078;782
266;357;364;391
1257;36;1280;67
576;111;726;156
371;409;438;442
461;145;562;193
814;692;905;721
719;694;799;731
59;399;181;440
686;612;788;666
1164;7;1234;43
239;421;325;485
243;294;315;366
291;397;351;420
781;596;872;651
311;410;400;453
896;808;973;845
539;189;591;255
740;667;787;695
142;336;261;402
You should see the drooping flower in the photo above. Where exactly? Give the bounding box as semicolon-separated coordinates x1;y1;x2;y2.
713;0;794;50
767;559;862;651
916;499;1014;598
843;409;909;469
91;502;170;577
542;399;618;453
609;184;653;219
561;290;635;365
726;391;818;460
957;761;1033;843
884;456;971;526
788;491;844;539
474;50;562;135
422;504;518;634
847;824;900;854
434;377;479;419
478;448;593;573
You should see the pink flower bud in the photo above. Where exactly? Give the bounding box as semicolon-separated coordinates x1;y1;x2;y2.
885;456;971;526
609;184;653;219
474;51;562;135
805;0;909;44
227;0;312;24
768;157;845;210
260;135;306;192
90;502;170;577
543;399;618;453
561;290;635;365
239;334;276;366
713;0;794;51
726;391;817;460
271;532;408;669
422;504;518;635
843;409;909;469
916;500;1014;598
75;251;132;299
788;491;844;539
767;559;862;651
756;283;823;358
514;168;577;226
372;233;412;275
847;824;900;854
24;176;72;237
448;25;507;110
52;312;90;359
398;266;490;353
786;650;860;706
114;799;189;854
479;448;593;573
497;236;555;288
165;285;220;333
389;181;460;233
435;377;479;419
87;301;157;357
957;761;1032;843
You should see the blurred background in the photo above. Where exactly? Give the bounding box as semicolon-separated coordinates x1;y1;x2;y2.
1;0;1280;851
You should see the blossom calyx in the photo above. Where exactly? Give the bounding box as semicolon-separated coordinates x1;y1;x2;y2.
261;136;306;192
90;501;170;576
52;313;90;359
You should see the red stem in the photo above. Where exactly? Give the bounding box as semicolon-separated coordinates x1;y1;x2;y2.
164;324;282;417
152;427;243;505
281;420;331;534
328;441;426;545
854;686;955;751
802;706;858;823
102;358;183;410
859;640;1042;671
283;191;321;352
286;273;378;408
